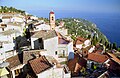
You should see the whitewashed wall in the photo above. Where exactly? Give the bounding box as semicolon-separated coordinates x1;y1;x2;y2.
31;37;38;49
11;17;24;22
76;44;83;49
37;68;53;78
3;43;14;52
35;24;50;31
44;37;58;56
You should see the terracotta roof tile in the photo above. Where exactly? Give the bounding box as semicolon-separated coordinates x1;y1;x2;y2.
6;54;23;69
87;53;109;63
29;56;53;74
23;50;41;64
68;54;87;74
75;37;87;45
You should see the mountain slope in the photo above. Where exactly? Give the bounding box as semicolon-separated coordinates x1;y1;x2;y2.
56;18;109;45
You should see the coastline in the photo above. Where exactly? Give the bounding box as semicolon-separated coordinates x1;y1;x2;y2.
27;10;120;46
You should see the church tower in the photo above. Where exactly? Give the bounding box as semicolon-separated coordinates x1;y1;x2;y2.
49;11;55;30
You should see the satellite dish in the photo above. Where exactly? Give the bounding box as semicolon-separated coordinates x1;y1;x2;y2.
0;62;9;68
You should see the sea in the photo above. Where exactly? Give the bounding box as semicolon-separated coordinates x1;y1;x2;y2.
27;10;120;47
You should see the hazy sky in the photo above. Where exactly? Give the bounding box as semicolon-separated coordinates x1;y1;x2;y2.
0;0;120;13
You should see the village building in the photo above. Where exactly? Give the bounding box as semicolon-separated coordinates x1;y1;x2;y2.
55;21;68;36
5;54;24;78
31;30;74;61
0;13;24;24
0;61;10;78
67;53;87;77
106;52;120;76
4;50;45;78
29;56;71;78
87;53;109;69
10;16;25;23
49;11;55;30
57;32;74;58
74;37;91;50
34;24;50;31
31;30;58;57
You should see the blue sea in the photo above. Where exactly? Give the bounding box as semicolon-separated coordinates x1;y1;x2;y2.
27;10;120;47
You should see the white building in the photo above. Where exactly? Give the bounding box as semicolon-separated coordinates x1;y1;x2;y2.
10;16;25;23
1;16;12;24
75;37;91;49
35;24;50;31
30;16;38;20
0;13;24;24
55;26;68;36
5;54;24;78
57;32;74;57
31;30;58;56
0;29;20;63
29;56;71;78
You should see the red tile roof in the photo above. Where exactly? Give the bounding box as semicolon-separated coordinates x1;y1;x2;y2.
50;11;54;14
67;54;87;75
87;53;109;63
29;56;53;74
6;54;23;69
23;50;41;64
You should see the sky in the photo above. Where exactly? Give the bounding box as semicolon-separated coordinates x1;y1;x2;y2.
0;0;120;14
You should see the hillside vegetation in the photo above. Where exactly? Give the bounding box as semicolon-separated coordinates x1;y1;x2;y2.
0;6;25;14
56;18;109;46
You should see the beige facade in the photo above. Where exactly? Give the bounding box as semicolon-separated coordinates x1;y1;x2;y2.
49;11;55;30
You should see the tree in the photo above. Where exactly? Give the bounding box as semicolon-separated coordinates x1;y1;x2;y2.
87;35;91;39
112;43;117;50
109;43;112;50
118;46;120;52
106;42;110;49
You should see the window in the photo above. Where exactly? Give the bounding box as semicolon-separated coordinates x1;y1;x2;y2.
2;28;4;31
63;50;65;56
55;51;57;55
0;46;2;48
14;68;23;76
52;17;54;21
0;53;2;55
15;69;20;76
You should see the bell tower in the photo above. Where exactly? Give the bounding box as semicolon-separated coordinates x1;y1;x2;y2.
49;11;55;30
